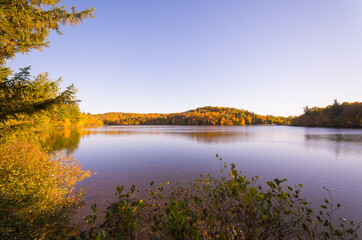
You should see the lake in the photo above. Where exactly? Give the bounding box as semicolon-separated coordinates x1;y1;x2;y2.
39;125;362;222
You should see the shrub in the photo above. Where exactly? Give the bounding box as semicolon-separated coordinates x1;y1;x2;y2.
82;156;360;240
0;138;92;239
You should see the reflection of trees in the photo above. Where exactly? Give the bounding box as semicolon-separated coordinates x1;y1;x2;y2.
292;101;362;128
38;127;254;153
82;127;253;144
173;131;251;144
305;134;362;143
39;128;82;154
305;134;362;156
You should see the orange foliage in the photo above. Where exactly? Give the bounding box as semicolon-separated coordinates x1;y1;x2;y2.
97;106;288;126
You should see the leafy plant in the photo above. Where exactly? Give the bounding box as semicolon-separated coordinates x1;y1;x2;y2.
0;137;92;239
81;155;360;239
83;184;143;240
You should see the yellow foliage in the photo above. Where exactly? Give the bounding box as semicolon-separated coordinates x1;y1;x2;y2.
97;106;286;126
0;138;92;239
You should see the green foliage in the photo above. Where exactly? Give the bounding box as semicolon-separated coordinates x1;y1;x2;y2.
0;3;97;237
0;66;103;128
81;156;360;239
0;66;77;124
0;0;97;128
0;136;92;239
303;188;361;240
83;185;143;240
291;100;362;128
0;0;94;64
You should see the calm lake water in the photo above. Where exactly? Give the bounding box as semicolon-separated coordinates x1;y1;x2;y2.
40;125;362;222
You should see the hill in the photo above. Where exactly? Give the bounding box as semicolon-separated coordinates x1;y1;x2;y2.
96;106;289;126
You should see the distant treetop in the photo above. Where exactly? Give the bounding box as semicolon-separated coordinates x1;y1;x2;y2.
291;100;362;128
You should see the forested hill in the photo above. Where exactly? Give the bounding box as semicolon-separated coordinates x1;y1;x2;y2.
96;106;290;126
291;101;362;128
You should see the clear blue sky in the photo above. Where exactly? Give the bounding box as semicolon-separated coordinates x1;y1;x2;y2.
8;0;362;116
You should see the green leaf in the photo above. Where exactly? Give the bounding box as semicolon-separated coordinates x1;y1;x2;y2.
274;178;280;185
250;187;257;197
281;192;287;199
241;194;252;205
194;196;202;205
258;193;265;200
116;185;124;193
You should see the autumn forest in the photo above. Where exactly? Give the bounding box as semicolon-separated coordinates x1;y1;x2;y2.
1;1;362;239
98;101;362;128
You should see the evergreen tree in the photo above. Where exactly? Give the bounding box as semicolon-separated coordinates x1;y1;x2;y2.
0;66;77;123
0;0;94;64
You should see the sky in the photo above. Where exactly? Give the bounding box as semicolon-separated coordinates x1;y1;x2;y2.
8;0;362;116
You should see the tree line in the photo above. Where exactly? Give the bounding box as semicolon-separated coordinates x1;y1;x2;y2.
291;100;362;128
97;106;290;126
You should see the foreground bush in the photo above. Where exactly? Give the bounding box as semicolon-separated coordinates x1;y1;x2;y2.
0;138;91;239
83;156;360;240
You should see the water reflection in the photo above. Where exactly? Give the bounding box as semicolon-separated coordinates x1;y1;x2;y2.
38;128;82;154
38;126;256;152
306;134;362;143
37;126;362;225
84;126;254;144
305;133;362;156
39;126;362;156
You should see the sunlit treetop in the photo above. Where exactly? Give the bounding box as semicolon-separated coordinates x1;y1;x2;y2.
0;0;94;64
